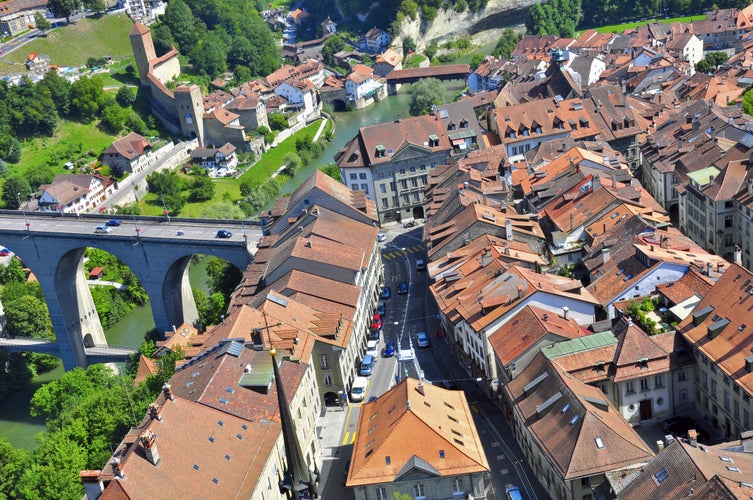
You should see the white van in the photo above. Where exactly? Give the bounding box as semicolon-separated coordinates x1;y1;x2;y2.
350;376;368;402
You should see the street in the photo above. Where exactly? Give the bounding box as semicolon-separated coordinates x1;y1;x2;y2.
316;222;549;499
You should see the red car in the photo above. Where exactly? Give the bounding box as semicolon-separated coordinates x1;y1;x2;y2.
0;248;9;256
370;313;382;330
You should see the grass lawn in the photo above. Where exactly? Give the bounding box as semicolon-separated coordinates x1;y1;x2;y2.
134;119;329;217
589;15;704;34
0;13;134;75
18;121;115;175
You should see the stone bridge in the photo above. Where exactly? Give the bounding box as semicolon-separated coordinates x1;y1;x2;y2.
0;211;261;369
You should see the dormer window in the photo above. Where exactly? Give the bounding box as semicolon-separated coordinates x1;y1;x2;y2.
428;134;439;147
579;117;589;128
447;121;456;130
460;118;469;128
375;144;386;158
569;119;578;130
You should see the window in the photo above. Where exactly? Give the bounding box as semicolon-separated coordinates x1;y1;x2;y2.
745;409;750;428
452;478;463;493
351;184;359;190
725;214;733;228
413;483;425;498
380;183;387;193
725;392;731;411
679;389;688;402
654;469;669;484
654;375;664;389
400;179;408;189
323;374;332;386
319;355;329;370
412;192;420;202
399;169;406;175
376;487;387;500
409;166;416;172
382;199;388;209
389;181;396;191
392;196;398;206
361;183;369;194
702;371;708;389
411;178;418;187
420;175;428;184
359;173;367;179
349;173;357;180
402;194;409;203
626;381;635;394
640;378;649;392
581;477;590;486
678;371;687;382
735;400;740;419
712;381;718;398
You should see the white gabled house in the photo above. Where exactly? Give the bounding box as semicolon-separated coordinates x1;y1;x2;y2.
38;174;115;214
189;142;238;177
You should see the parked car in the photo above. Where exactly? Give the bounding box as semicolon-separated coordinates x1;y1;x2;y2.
416;259;426;271
383;341;395;358
416;332;429;348
216;229;232;238
105;219;122;227
342;460;351;485
370;313;382;330
377;302;386;317
380;286;391;300
366;340;378;355
0;248;9;256
398;281;409;294
94;225;111;233
377;233;387;242
505;484;523;500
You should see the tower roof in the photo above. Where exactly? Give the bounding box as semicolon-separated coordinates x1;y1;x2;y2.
129;22;150;36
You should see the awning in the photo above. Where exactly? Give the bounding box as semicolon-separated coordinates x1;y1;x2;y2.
451;139;465;146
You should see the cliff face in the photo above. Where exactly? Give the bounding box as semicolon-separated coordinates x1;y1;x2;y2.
397;0;540;50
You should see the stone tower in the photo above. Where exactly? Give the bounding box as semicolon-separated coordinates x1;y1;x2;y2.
174;85;206;146
129;22;156;86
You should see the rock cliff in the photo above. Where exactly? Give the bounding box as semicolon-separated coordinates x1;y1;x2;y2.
396;0;540;51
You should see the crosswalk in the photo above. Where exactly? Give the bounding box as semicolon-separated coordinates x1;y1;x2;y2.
381;245;425;261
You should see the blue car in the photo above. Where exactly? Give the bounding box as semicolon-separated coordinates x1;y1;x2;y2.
105;219;122;227
377;302;386;317
383;341;395;358
398;281;408;294
380;286;391;300
216;229;232;238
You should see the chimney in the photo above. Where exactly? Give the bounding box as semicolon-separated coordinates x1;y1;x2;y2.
678;137;683;149
742;430;753;452
563;306;570;320
602;247;611;264
80;471;104;500
110;457;124;478
707;261;713;276
747;178;753;196
148;403;162;421
139;430;161;466
505;218;514;241
660;235;669;248
603;155;609;165
172;324;177;333
305;239;313;248
718;262;724;273
657;440;665;452
735;245;742;265
569;157;576;174
517;283;524;299
416;380;425;396
503;242;510;255
162;383;174;401
687;429;698;447
611;173;617;188
592;175;601;191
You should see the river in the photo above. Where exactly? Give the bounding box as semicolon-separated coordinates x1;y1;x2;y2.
0;80;467;449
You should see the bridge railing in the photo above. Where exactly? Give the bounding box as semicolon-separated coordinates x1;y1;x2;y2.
0;209;262;227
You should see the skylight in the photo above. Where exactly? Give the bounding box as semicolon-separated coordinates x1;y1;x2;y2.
569;415;580;425
595;437;604;449
727;466;741;473
654;469;668;483
720;456;733;463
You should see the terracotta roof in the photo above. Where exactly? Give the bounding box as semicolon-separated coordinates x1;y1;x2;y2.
611;318;670;382
129;22;150;36
347;378;489;487
102;132;151;160
505;353;654;480
204;108;239;125
679;263;753;397
655;268;713;306
375;48;402;67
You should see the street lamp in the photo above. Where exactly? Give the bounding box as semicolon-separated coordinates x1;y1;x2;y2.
237;201;247;241
160;192;170;222
17;192;29;231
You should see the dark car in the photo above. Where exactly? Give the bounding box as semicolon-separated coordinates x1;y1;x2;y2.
377;302;386;317
398;281;408;294
662;416;704;439
105;219;122;227
380;286;391;300
383;341;395;358
342;460;351;485
216;229;233;238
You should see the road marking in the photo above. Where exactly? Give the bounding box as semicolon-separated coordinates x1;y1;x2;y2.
350;432;357;444
496;454;505;461
491;441;499;447
500;468;509;474
341;432;350;445
470;404;479;414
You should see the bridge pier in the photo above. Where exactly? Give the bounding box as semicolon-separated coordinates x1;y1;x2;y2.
143;255;200;336
41;248;108;370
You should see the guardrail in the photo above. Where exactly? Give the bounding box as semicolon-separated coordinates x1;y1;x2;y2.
0;209;262;227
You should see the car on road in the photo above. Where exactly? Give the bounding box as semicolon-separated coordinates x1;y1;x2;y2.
0;248;9;256
105;219;122;227
366;340;378;356
342;460;351;485
380;286;391;300
350;376;368;402
505;484;523;500
416;259;426;271
94;226;111;233
416;332;429;348
398;281;408;294
370;313;382;330
377;232;387;242
368;396;378;402
216;229;232;238
377;302;386;317
383;341;395;357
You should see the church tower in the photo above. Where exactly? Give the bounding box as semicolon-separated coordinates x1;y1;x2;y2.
129;22;156;86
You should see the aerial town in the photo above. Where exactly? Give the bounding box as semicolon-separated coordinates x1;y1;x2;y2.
3;0;753;499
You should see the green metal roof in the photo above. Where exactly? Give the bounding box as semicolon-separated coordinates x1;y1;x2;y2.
448;130;476;140
238;352;274;391
687;166;721;186
542;331;618;358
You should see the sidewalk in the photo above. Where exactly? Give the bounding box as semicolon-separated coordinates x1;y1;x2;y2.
316;405;351;496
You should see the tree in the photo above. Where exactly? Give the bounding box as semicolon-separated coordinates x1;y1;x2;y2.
198;201;244;219
0;159;6;176
321;34;345;67
189;176;215;202
402;36;416;57
100;103;128;133
70;76;105;122
283;152;302;176
0;438;28;498
268;112;288;131
206;257;242;297
319;163;340;181
0;258;26;283
190;40;227;77
695;51;729;73
34;12;51;32
47;0;80;24
38;72;72;117
409;77;445;116
493;28;521;59
82;0;106;13
424;41;438;60
2;175;32;209
4;296;53;339
116;86;136;107
162;0;198;53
